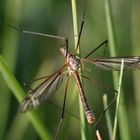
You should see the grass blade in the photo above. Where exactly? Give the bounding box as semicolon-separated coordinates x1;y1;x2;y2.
71;0;88;139
112;59;124;140
0;0;23;138
104;0;131;140
103;94;113;140
0;55;53;140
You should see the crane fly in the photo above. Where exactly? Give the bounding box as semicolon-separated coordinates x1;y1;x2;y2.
5;5;140;139
18;36;140;138
19;40;140;122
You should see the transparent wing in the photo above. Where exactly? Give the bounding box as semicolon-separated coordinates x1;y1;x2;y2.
20;65;66;113
81;56;140;70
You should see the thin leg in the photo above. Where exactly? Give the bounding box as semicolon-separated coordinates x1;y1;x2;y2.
81;74;117;93
24;75;78;119
81;74;118;130
103;41;108;58
94;93;118;129
7;24;66;40
75;1;87;54
23;64;67;93
24;75;49;85
84;40;108;58
47;100;79;120
54;75;72;140
6;24;69;52
24;85;33;92
23;75;50;91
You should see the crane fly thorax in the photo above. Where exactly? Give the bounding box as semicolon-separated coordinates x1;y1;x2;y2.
66;54;80;71
60;47;80;71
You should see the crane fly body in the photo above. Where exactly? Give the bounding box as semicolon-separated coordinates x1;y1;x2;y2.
20;46;96;124
3;2;140;125
3;2;140;139
11;2;140;136
18;36;140;139
20;41;140;125
60;47;95;124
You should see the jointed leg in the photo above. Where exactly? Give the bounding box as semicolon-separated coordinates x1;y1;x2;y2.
84;40;108;58
81;74;118;128
6;24;69;53
55;75;72;140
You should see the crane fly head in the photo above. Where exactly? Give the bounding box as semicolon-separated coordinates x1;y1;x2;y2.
60;47;68;57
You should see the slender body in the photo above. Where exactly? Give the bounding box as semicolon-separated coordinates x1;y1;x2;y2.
19;43;140;140
6;7;140;140
60;47;95;124
20;46;140;123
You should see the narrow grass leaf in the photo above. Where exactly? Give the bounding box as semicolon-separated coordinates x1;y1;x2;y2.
104;0;131;139
71;0;88;140
0;55;53;140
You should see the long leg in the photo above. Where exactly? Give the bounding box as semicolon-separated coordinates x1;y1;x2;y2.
55;75;72;140
7;24;66;40
84;40;108;58
80;74;118;128
22;76;51;100
94;93;118;129
23;64;66;94
47;100;79;120
81;74;117;93
24;77;49;91
24;75;49;88
75;3;86;54
75;3;107;58
6;24;69;54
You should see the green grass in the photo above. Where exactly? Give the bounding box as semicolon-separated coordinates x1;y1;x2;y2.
103;59;125;140
105;0;131;139
71;0;89;140
0;0;140;140
0;55;53;140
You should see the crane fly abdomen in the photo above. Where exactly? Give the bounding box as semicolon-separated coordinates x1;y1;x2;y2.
85;110;96;124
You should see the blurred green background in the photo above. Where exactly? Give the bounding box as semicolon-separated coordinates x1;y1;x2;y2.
0;0;140;140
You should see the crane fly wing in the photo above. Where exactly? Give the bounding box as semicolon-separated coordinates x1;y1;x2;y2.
20;65;66;113
20;72;63;113
82;56;140;70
